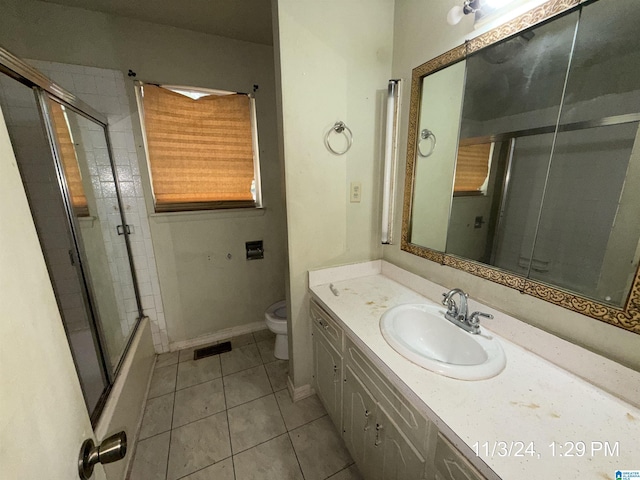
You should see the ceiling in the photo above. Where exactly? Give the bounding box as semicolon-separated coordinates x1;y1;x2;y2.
39;0;274;45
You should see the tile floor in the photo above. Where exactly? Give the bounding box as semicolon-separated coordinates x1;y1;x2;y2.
128;329;363;480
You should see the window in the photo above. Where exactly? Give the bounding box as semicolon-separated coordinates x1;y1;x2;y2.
453;142;493;195
138;83;261;212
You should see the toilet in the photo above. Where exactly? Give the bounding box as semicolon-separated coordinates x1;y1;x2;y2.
265;300;288;360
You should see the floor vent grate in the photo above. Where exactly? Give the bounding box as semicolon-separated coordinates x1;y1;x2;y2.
193;341;232;360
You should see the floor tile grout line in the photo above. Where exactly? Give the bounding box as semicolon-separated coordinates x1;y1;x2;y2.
230;426;289;457
165;366;178;480
173;454;235;480
287;412;330;434
170;384;283;433
286;430;308;480
226;391;287;457
220;365;237;480
135;339;278;478
323;462;357;480
140;392;326;445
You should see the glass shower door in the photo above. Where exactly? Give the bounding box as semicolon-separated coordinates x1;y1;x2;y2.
45;96;141;372
0;66;142;421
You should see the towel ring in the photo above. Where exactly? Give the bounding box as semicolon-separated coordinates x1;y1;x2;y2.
324;121;353;155
417;129;436;157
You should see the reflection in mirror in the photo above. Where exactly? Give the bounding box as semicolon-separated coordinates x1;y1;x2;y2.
528;0;640;306
446;10;579;267
402;0;640;332
531;123;639;305
410;61;465;250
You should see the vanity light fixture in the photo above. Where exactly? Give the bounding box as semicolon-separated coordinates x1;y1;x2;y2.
447;0;480;25
381;79;401;244
447;0;517;25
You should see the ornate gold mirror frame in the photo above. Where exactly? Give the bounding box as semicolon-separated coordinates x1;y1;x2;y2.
401;0;640;335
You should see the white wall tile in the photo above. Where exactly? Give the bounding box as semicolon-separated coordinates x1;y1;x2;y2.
28;60;169;353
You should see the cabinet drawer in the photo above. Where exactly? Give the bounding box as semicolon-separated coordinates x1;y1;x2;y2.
310;300;343;351
435;434;486;480
345;337;428;452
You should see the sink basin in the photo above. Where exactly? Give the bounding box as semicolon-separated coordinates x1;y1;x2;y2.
379;303;506;380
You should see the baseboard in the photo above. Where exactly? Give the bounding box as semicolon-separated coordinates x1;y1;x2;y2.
287;376;316;402
169;320;267;352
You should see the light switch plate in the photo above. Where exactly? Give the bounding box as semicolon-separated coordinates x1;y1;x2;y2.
350;182;362;203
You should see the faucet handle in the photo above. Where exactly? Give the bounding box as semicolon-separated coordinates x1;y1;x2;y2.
441;292;457;313
469;311;493;326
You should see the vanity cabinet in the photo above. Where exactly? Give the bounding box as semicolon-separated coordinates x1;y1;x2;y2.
343;339;430;480
311;299;489;480
434;434;485;480
311;301;343;430
342;365;378;479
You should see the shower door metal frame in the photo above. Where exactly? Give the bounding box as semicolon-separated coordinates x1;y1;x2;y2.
0;46;145;424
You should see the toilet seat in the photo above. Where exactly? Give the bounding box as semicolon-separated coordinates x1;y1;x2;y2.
266;300;287;323
265;300;288;360
272;305;287;319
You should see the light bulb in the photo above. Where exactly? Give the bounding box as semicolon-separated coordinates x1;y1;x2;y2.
447;5;465;25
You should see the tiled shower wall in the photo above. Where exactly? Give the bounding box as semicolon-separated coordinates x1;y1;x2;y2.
30;60;170;353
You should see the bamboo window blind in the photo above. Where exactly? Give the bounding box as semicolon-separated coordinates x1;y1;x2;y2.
48;100;89;216
453;143;492;194
141;85;256;212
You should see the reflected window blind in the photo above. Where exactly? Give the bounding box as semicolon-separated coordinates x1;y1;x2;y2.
453;143;492;194
49;100;89;216
141;85;255;211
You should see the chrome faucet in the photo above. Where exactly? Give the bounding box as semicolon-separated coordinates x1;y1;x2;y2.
441;288;493;334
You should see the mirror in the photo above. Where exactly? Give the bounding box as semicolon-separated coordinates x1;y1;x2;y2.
402;0;640;334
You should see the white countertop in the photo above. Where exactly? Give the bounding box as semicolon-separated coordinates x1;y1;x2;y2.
309;260;640;480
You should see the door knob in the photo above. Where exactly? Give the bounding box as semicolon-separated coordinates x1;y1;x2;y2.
78;431;127;479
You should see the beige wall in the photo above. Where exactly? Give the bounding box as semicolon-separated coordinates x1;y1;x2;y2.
274;0;394;388
0;0;287;346
410;61;465;250
384;0;640;371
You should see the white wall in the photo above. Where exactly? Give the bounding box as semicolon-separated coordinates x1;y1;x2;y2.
274;0;394;388
0;0;287;350
384;0;640;371
410;62;465;250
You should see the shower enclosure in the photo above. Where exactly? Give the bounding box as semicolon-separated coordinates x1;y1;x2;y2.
0;48;143;423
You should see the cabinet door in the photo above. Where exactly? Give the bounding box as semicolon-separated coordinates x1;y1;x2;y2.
343;365;377;479
375;404;428;480
434;434;486;480
313;326;343;429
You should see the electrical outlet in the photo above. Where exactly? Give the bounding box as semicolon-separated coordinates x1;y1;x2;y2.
350;182;362;203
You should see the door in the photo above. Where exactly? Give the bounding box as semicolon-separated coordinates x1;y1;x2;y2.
375;404;428;480
0;103;106;478
343;365;377;479
313;324;343;429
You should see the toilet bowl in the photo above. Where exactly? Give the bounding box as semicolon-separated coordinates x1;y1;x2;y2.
265;300;288;360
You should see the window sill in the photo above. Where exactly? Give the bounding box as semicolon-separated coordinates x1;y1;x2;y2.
149;207;266;223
